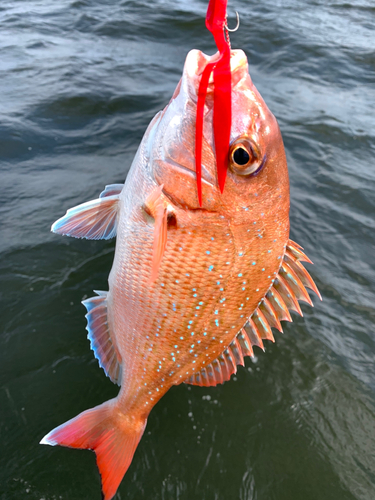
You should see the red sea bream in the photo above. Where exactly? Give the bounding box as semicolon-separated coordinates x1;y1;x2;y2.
40;2;321;499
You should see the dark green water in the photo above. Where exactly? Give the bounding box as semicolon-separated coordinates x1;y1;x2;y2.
1;0;375;499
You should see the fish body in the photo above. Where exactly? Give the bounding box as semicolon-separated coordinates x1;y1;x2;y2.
41;26;319;500
110;48;289;407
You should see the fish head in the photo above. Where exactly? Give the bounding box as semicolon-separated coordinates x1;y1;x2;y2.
151;48;289;222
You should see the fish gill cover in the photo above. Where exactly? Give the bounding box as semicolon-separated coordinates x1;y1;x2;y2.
195;0;232;205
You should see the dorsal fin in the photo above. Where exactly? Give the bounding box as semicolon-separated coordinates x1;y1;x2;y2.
185;239;321;387
82;291;122;386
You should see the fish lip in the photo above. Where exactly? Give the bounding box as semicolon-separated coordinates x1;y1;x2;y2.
162;158;215;188
154;158;218;211
161;186;217;213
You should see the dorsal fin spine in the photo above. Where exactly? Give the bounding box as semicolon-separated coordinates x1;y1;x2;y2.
238;328;254;357
252;309;275;342
280;261;313;305
213;359;223;384
274;275;303;316
284;252;322;299
224;348;237;373
230;338;245;366
260;297;283;332
266;287;292;322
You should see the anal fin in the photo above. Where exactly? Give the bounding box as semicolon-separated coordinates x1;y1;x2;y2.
82;291;122;385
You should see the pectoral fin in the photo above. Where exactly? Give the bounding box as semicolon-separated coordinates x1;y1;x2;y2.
52;194;120;240
145;185;168;282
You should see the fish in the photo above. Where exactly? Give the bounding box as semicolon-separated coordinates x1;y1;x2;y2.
40;1;321;499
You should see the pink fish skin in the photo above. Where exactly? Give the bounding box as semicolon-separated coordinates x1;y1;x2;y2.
42;48;299;500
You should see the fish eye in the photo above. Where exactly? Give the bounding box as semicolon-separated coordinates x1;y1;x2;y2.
229;138;263;176
233;147;250;165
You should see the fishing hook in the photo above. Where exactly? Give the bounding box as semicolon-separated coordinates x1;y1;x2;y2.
225;11;240;32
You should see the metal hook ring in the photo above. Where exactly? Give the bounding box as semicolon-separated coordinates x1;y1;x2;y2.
225;11;240;32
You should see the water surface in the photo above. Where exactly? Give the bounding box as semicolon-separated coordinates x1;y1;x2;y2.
1;0;375;499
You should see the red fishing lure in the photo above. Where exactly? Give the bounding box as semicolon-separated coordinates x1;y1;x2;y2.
195;0;232;205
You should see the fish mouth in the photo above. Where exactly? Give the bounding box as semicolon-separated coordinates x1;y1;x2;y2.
154;157;219;211
163;158;215;187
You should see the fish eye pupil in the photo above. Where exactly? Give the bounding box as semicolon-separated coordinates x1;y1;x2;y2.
233;147;250;166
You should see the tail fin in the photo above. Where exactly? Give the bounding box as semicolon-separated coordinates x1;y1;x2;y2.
40;399;147;500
